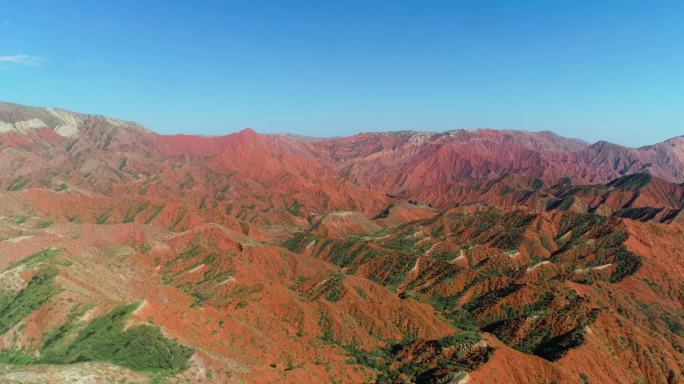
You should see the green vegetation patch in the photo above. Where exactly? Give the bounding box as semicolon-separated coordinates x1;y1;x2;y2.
286;199;303;216
169;209;187;229
283;232;318;253
553;214;642;283
43;303;193;374
322;271;345;302
328;241;366;267
609;249;642;283
40;306;86;356
36;220;55;229
463;283;522;314
442;208;535;251
7;248;62;271
145;205;165;224
124;201;151;223
7;177;32;191
0;349;37;365
0;268;60;334
546;196;575;211
607;173;652;190
96;208;113;224
482;296;600;361
615;207;662;221
167;242;201;266
426;294;478;331
344;331;488;384
531;178;544;191
14;216;31;225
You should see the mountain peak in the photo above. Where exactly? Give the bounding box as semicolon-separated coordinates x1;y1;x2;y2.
236;127;257;137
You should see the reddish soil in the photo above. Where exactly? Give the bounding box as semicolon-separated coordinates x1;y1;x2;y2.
0;102;683;383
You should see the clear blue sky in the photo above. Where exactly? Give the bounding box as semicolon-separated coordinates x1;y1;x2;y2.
1;0;682;146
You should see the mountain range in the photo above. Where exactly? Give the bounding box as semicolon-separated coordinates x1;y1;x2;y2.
0;101;682;383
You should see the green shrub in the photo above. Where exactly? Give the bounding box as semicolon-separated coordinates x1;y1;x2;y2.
14;216;30;224
323;272;345;302
344;330;487;384
328;241;364;267
0;268;59;334
437;331;481;348
608;173;652;190
610;250;642;283
7;177;32;191
286;200;302;216
283;232;317;253
96;208;112;224
37;220;55;229
531;178;544;190
8;248;62;270
145;205;165;224
46;303;193;373
41;307;84;355
426;294;477;331
0;349;36;365
463;284;522;313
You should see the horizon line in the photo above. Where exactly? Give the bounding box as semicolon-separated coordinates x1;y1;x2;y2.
1;100;680;149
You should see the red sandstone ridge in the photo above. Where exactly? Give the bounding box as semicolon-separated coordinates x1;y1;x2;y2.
0;101;683;383
2;101;684;214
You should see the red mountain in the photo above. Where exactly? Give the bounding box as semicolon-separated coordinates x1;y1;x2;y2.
0;101;683;383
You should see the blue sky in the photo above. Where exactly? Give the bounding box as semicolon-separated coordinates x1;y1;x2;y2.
1;0;682;146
